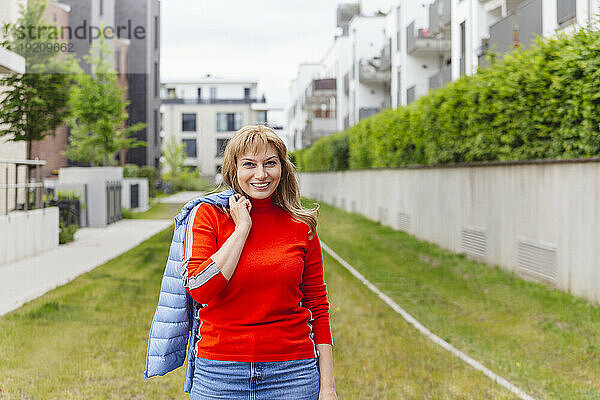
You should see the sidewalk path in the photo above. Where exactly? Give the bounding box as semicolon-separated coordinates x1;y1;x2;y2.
159;191;207;204
0;219;172;317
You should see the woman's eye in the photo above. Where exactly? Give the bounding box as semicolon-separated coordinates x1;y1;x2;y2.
266;161;276;166
243;162;254;167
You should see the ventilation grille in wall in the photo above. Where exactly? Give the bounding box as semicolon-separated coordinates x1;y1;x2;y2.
461;226;487;259
397;212;410;232
517;238;557;282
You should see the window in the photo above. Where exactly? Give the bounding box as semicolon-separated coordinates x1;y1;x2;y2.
210;87;217;100
557;0;576;24
460;21;466;76
216;139;230;157
182;139;197;158
154;16;159;50
154;62;159;97
100;0;104;16
115;47;121;74
216;112;242;132
167;88;176;98
182;113;196;131
154;110;159;144
197;88;202;99
256;111;267;124
244;87;251;99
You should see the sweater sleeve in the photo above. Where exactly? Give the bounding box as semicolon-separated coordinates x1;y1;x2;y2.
301;231;333;345
182;203;229;304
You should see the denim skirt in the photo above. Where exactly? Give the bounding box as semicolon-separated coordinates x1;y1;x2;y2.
189;357;320;400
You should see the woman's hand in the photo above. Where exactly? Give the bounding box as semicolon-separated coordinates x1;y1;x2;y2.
229;193;252;232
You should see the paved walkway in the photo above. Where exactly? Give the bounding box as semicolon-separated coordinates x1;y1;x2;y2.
159;191;207;204
0;219;172;316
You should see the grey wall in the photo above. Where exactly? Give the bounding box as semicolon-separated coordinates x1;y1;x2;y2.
299;159;600;304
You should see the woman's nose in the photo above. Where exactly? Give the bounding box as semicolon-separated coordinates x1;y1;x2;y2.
255;166;267;179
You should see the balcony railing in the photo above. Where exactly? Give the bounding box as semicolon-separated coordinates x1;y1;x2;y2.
359;58;391;84
161;98;265;104
488;13;518;57
304;78;336;108
517;0;542;49
359;107;380;120
428;64;452;90
406;20;451;55
0;159;46;215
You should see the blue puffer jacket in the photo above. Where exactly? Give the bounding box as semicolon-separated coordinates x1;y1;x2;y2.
144;189;235;393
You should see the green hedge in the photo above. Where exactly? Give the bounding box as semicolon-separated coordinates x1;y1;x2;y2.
292;26;600;171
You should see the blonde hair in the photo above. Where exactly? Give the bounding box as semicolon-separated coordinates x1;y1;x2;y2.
221;125;319;238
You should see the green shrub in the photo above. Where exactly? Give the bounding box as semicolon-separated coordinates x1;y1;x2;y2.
292;26;600;171
123;164;159;197
59;220;77;244
162;169;212;192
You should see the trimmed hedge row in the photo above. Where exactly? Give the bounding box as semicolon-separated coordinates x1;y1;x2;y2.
293;26;600;172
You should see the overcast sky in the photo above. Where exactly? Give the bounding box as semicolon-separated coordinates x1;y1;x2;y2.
160;0;396;108
160;0;339;106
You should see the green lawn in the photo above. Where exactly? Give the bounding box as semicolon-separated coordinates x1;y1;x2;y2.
309;198;600;400
123;202;184;220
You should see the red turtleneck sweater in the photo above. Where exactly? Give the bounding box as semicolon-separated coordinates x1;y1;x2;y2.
183;195;333;362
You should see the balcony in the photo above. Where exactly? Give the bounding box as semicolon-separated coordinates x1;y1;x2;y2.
517;0;542;49
428;64;452;90
488;13;517;57
304;78;336;107
161;98;265;105
358;57;391;84
359;107;380;120
429;0;451;35
406;21;451;56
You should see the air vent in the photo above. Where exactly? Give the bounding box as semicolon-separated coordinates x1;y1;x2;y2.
378;207;388;225
518;238;557;282
397;212;410;232
461;226;486;259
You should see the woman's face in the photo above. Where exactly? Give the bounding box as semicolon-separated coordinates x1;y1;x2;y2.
236;143;282;200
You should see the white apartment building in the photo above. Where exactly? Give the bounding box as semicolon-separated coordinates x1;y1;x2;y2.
288;0;600;149
161;77;280;176
0;0;27;160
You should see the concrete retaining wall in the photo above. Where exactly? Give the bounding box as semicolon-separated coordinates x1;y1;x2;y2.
299;159;600;304
0;207;59;266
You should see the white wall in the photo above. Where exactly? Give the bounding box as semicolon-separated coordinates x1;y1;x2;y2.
58;167;123;227
122;178;149;212
0;207;59;266
300;160;600;305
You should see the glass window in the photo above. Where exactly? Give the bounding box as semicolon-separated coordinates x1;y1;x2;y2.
210;87;217;100
244;87;250;99
197;88;202;99
216;112;242;132
256;111;267;124
167;88;176;98
182;139;197;158
216;139;230;157
115;47;121;74
182;113;196;131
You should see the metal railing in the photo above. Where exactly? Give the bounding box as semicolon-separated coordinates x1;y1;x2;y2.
0;158;46;215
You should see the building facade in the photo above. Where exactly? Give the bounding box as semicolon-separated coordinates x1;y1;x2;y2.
0;0;27;160
161;77;278;177
287;0;600;149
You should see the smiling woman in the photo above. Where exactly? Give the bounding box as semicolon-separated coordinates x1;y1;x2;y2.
179;125;338;400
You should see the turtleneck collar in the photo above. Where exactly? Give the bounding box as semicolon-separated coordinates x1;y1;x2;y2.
249;195;275;211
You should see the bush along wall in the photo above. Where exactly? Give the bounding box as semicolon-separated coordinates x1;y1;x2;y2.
291;26;600;172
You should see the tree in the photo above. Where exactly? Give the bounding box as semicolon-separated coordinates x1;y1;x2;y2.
65;31;145;166
162;136;186;175
0;0;80;160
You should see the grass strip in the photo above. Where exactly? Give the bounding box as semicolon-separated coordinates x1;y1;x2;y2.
308;198;600;400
